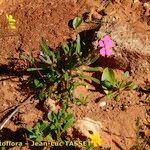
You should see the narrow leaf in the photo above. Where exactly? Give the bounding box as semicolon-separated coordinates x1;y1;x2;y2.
80;74;100;84
27;68;44;71
86;55;100;65
123;71;129;79
62;42;70;55
75;34;81;54
72;17;83;29
83;67;103;72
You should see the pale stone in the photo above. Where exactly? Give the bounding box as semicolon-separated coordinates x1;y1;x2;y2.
43;98;60;113
99;101;107;107
74;117;102;137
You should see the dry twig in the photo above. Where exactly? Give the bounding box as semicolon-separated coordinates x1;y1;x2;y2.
0;95;33;130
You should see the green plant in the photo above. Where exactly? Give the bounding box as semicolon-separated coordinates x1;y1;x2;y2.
131;117;150;150
134;117;142;150
47;104;74;140
75;93;89;106
27;104;74;142
101;68;137;100
25;33;99;103
130;117;143;150
72;16;83;29
27;121;52;142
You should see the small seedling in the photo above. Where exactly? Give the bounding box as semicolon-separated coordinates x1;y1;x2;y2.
134;117;142;150
75;93;89;106
131;117;147;150
27;104;74;142
101;68;137;100
47;104;74;140
27;121;52;142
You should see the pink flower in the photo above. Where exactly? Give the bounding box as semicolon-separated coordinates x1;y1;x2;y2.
98;35;114;57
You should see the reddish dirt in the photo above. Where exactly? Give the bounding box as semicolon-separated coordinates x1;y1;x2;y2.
0;0;97;64
0;0;150;150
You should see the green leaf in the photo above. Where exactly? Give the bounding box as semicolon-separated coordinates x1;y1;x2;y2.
101;68;117;86
50;124;56;130
38;121;47;131
126;82;138;90
58;105;66;119
41;38;56;63
80;74;100;84
117;81;126;89
36;136;43;142
63;115;74;131
72;17;83;29
38;91;47;101
85;55;100;65
41;38;50;55
90;76;100;84
27;126;33;133
45;134;52;141
64;71;69;81
101;80;114;90
62;42;70;55
27;68;44;71
29;135;37;139
47;112;53;121
106;92;117;100
123;71;129;79
65;113;74;122
34;79;43;88
75;34;81;54
83;67;103;72
21;52;35;64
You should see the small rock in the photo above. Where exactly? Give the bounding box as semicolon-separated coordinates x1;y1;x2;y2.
73;85;89;99
133;0;140;3
20;112;39;124
74;117;102;138
43;98;60;113
99;101;107;107
144;2;150;16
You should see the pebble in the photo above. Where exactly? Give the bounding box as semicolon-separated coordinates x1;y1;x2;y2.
74;117;102;138
99;101;107;107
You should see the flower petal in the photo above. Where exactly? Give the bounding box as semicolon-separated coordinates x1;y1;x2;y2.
98;40;104;47
103;35;111;41
106;49;113;56
99;48;106;56
103;35;114;49
89;132;102;147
